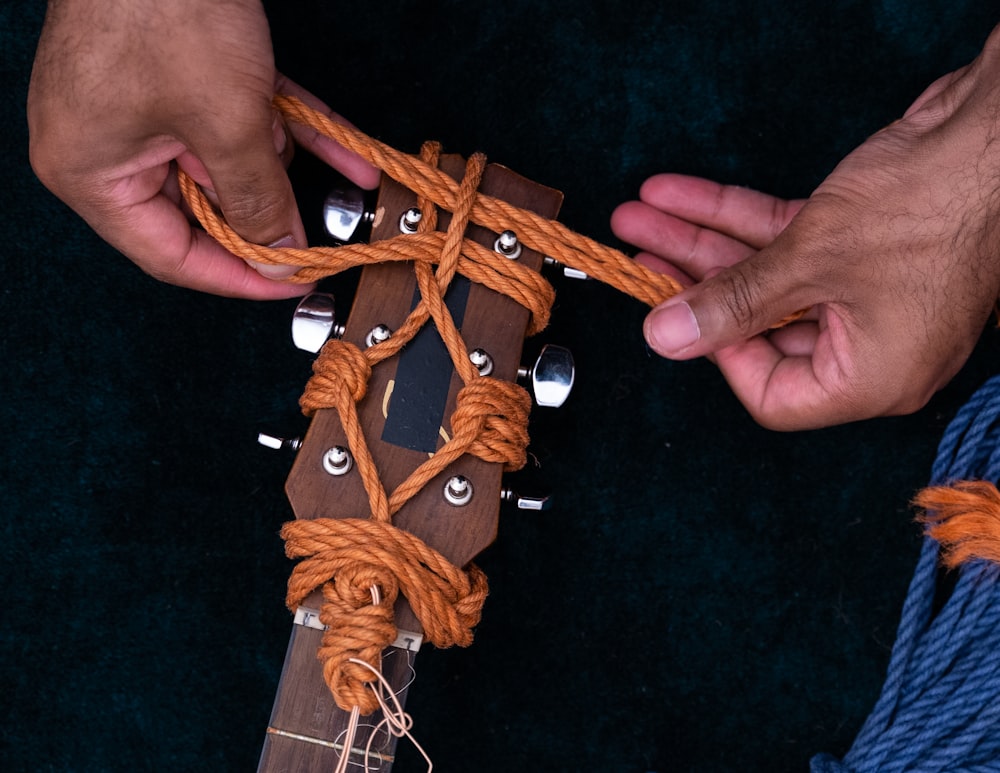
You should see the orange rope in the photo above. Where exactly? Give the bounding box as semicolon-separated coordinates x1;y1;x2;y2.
177;98;691;713
915;481;1000;568
283;518;488;714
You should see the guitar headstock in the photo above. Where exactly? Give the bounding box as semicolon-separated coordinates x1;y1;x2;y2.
286;153;563;575
257;140;574;773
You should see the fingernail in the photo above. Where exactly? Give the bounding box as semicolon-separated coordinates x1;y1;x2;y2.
644;302;700;355
267;234;298;249
246;235;300;279
272;114;288;155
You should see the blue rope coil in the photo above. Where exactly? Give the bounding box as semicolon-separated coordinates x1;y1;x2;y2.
812;375;1000;772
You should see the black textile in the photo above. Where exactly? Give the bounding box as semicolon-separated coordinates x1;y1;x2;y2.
4;2;1000;770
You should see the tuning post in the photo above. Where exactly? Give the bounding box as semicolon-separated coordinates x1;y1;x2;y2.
257;433;302;452
365;324;393;348
518;344;575;407
322;446;354;476
323;187;375;243
543;256;589;280
399;207;423;234
443;475;474;506
292;292;345;353
493;230;522;260
468;348;495;376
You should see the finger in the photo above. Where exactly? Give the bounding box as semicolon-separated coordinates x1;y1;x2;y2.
765;320;819;357
712;338;845;430
903;66;970;117
162;228;313;298
180;95;307;279
637;174;806;249
633;251;694;287
611;199;756;277
642;225;822;360
101;180;313;299
275;74;381;190
177;123;299;280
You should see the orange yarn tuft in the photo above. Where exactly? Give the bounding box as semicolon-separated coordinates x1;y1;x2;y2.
915;480;1000;569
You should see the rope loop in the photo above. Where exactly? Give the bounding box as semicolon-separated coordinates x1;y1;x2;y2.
453;378;532;470
299;339;372;415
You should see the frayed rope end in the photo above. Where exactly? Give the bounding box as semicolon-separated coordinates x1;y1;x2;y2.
915;479;1000;569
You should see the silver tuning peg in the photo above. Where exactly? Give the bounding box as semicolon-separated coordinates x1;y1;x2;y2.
518;344;575;407
543;256;589;280
292;292;344;353
323;187;374;242
257;433;302;452
501;487;553;512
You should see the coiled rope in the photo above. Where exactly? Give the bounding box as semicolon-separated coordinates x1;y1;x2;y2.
812;375;1000;772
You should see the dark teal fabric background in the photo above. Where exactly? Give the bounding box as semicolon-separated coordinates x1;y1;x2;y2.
4;2;1000;771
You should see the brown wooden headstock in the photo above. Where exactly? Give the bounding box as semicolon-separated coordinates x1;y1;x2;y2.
285;155;562;570
258;150;566;773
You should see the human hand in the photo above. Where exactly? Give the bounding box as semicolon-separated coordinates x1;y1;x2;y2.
28;0;380;300
611;25;1000;430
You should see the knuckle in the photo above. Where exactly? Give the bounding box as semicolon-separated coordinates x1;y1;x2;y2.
717;268;762;335
28;136;62;191
221;183;291;239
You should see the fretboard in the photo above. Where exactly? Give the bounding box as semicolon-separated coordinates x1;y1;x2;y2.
258;600;422;772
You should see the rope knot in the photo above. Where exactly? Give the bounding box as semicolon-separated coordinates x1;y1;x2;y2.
299;339;372;415
315;564;400;714
280;518;489;713
451;378;532;470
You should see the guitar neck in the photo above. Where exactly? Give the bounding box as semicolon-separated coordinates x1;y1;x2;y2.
259;598;422;772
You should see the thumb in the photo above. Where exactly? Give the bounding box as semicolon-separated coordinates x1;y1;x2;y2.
193;115;306;279
643;247;811;359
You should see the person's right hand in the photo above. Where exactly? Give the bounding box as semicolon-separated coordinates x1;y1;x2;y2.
612;23;1000;430
28;0;380;299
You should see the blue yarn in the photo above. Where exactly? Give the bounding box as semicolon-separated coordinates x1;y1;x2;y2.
811;375;1000;773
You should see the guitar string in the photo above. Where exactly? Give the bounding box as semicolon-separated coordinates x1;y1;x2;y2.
330;587;431;772
347;657;433;773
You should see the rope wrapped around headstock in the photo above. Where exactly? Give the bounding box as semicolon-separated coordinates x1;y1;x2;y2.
175;97;709;712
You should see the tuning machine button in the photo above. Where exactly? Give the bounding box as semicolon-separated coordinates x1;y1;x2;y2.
500;486;553;512
257;433;302;452
543;256;588;280
323;187;374;243
292;292;344;353
518;344;575;407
